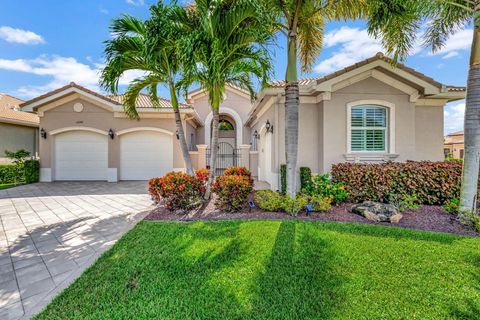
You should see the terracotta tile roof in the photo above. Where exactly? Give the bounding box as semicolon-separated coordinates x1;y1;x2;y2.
19;82;122;108
268;53;465;93
0;108;39;126
444;131;464;144
109;93;191;109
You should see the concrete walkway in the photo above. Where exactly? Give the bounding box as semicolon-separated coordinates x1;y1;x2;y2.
0;182;152;320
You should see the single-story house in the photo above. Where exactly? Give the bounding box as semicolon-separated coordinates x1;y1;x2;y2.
0;93;39;163
444;131;464;159
20;53;465;189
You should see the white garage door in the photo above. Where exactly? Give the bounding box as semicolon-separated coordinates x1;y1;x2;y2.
119;130;173;180
55;131;108;181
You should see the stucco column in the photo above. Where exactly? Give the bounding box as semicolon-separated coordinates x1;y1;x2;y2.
239;144;251;170
197;144;208;169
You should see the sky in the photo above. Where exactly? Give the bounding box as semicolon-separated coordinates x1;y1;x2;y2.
0;0;470;135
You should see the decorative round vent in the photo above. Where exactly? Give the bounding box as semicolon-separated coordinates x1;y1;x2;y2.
73;102;84;113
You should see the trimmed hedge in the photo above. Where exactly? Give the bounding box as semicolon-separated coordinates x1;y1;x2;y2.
0;165;19;183
331;161;462;205
280;164;287;194
299;167;311;191
24;160;40;183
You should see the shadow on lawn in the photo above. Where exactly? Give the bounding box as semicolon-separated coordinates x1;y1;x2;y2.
313;220;467;244
448;253;480;319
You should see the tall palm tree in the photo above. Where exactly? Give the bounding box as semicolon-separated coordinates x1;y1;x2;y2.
421;0;479;213
265;0;364;196
366;0;478;213
178;0;273;197
100;3;195;175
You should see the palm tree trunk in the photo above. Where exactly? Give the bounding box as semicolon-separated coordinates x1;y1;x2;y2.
285;30;299;197
204;91;220;199
460;21;480;213
170;82;194;176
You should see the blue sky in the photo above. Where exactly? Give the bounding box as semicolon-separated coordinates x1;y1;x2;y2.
0;0;470;134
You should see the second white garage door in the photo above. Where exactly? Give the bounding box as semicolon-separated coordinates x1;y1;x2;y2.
119;130;173;180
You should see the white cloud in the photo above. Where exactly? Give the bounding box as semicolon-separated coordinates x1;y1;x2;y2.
0;26;44;44
0;55;146;98
429;29;472;59
314;27;383;74
126;0;145;6
444;101;465;134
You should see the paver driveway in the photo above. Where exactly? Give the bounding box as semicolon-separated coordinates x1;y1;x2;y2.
0;182;152;320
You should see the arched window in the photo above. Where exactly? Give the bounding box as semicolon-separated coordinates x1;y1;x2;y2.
350;105;388;152
219;119;235;131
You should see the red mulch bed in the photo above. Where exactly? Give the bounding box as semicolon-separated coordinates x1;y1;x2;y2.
144;197;479;237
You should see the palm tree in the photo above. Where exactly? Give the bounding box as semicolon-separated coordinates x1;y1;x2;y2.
178;0;273;197
266;0;365;196
100;3;195;175
366;0;478;213
421;0;479;213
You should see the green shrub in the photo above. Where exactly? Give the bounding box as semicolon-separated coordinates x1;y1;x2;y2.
443;198;460;214
458;210;480;232
302;174;348;204
388;193;421;212
212;175;253;212
308;195;332;212
254;190;284;211
148;172;204;212
282;194;308;217
0;165;20;184
24;160;40;183
331;161;463;205
280;164;287;194
299;167;311;191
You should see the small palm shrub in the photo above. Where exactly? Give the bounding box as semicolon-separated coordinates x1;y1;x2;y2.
212;175;253;212
255;190;284;211
300;167;312;190
282;194;308;217
443;198;460;214
302;174;348;204
308;195;333;212
389;193;421;212
148;172;204;212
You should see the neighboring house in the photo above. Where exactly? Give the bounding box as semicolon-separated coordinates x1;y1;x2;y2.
20;53;465;189
0;93;39;163
444;131;464;159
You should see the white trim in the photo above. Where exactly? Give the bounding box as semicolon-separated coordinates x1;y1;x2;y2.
108;168;118;182
49;126;109;136
116;127;173;136
40;168;52;182
346;100;396;154
22;87;118;112
205;107;243;147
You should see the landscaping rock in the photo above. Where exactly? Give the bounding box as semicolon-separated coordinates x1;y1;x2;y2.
352;201;403;223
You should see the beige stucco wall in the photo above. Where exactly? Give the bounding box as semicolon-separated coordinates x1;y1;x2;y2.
39;97;186;177
322;77;416;171
0;123;38;162
414;105;444;161
191;88;253;145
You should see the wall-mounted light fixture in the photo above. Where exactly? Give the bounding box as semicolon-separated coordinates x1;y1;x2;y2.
253;130;259;140
108;128;115;140
175;130;180;140
265;120;273;133
40;128;47;139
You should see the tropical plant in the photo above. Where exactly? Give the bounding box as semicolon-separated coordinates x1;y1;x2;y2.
100;2;195;175
255;189;285;211
212;174;253;212
178;0;273;198
5;149;31;184
302;173;348;204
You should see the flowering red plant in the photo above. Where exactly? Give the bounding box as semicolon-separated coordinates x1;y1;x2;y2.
148;172;204;212
195;168;209;184
223;166;253;185
212;174;253;212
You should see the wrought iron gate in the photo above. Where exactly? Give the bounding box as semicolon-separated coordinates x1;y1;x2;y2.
206;142;240;176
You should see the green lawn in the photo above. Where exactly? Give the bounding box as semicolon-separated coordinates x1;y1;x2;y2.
35;220;480;320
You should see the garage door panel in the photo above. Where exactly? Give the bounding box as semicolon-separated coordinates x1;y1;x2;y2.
120;131;173;180
54;131;108;181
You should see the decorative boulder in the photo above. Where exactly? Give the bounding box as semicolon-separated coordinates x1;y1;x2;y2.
352;201;403;223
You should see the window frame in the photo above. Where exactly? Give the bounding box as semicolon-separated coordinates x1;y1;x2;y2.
346;100;395;154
